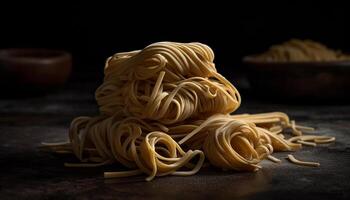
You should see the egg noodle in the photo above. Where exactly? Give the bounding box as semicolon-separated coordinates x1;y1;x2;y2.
41;42;335;181
253;39;349;62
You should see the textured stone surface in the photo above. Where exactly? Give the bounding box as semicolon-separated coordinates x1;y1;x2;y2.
0;82;350;199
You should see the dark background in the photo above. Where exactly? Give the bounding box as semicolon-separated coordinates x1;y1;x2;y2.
1;1;349;79
1;2;350;199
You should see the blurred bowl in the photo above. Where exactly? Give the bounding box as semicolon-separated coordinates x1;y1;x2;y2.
0;48;72;94
242;56;350;101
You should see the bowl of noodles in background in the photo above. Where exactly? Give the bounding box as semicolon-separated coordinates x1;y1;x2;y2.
243;39;350;102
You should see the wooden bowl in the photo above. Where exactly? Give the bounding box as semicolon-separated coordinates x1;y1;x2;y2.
242;56;350;101
0;48;72;94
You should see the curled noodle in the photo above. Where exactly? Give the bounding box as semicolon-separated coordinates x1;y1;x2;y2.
41;42;335;180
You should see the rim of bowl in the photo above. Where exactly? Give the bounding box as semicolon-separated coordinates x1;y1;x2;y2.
242;55;350;67
0;48;71;64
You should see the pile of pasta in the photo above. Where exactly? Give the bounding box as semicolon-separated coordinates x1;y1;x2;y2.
254;39;350;62
42;42;335;181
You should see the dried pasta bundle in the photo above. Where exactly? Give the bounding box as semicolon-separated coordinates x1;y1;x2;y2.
253;39;350;62
41;42;335;181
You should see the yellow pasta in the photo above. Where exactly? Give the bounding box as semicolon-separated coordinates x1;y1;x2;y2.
41;42;335;181
287;154;320;167
253;39;350;62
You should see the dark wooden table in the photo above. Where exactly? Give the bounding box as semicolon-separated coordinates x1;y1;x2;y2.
1;82;350;200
